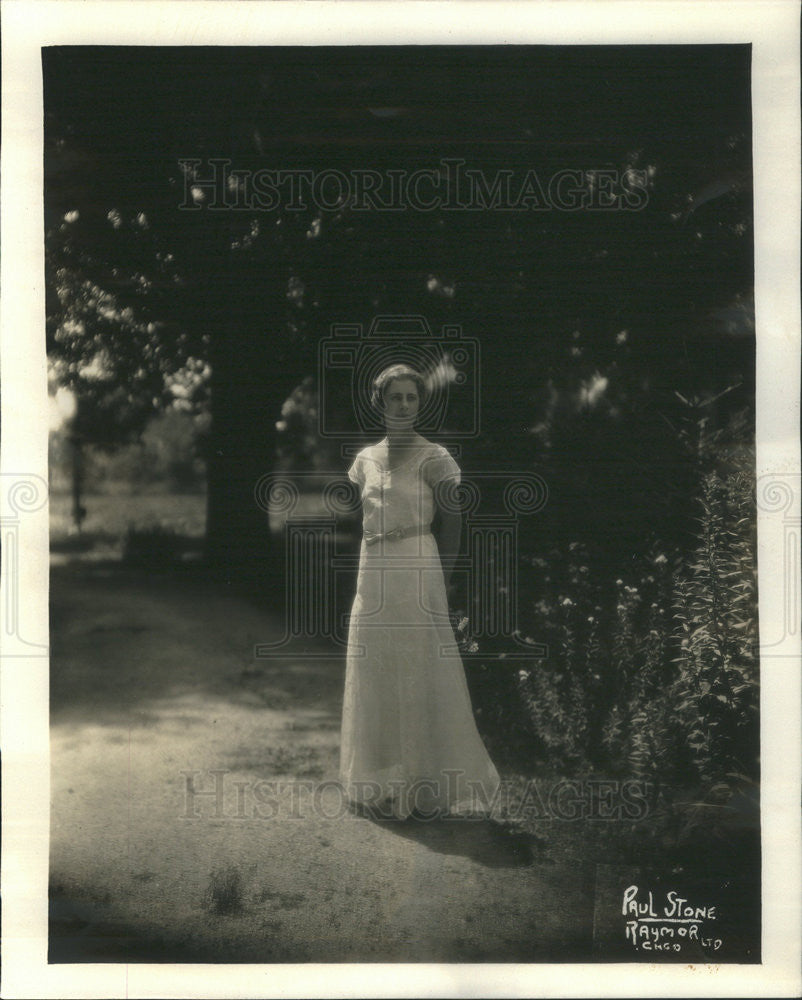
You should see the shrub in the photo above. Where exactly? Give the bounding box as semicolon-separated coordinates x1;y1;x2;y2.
671;466;759;785
467;435;758;812
122;523;182;568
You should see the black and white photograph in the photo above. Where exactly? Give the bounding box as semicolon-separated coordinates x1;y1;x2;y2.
1;2;800;997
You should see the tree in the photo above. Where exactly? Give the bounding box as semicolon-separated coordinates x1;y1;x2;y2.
45;44;754;584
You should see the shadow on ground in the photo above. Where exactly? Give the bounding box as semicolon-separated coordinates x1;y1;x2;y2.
352;808;548;869
48;556;759;966
50;560;344;729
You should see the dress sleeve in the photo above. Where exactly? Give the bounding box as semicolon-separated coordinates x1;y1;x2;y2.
347;455;363;487
423;447;461;488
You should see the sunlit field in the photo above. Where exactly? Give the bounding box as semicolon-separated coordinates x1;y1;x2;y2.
49;491;208;562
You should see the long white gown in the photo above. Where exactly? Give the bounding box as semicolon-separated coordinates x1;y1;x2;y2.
339;440;500;819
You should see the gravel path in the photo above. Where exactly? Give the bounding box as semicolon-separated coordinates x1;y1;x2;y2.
49;563;595;963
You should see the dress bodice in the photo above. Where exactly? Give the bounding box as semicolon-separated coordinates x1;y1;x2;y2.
348;441;461;538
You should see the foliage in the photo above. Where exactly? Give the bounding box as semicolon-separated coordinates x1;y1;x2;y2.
50;493;207;548
49;407;208;495
613;405;759;809
670;466;759;784
44;47;753;568
463;408;758;845
122;524;184;569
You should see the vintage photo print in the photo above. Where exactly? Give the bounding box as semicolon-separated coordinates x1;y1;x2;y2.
1;2;800;998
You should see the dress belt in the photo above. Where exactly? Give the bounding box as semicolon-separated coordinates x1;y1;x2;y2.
363;524;431;546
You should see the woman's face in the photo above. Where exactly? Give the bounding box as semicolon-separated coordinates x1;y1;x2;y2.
382;377;420;431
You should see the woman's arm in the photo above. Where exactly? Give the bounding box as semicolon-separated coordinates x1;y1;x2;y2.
432;481;462;587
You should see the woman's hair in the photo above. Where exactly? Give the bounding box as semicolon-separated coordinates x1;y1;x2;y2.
370;364;428;412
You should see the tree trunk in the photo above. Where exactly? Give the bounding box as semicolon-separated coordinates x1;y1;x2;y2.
204;276;284;588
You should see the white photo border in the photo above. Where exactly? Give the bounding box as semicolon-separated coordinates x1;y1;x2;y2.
1;2;799;997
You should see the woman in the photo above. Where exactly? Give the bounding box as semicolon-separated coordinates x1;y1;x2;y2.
339;364;500;820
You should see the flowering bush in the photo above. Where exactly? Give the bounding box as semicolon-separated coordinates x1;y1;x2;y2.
465;417;758;829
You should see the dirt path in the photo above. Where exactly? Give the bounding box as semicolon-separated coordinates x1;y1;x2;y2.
49;562;596;963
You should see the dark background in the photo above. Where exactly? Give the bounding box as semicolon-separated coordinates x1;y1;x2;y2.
44;45;754;568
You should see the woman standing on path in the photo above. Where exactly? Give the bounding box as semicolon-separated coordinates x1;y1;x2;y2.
339;364;500;820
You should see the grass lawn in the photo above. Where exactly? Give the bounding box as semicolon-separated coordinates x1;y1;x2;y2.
50;491;207;556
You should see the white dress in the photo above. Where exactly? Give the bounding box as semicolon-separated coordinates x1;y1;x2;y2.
339;440;500;818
